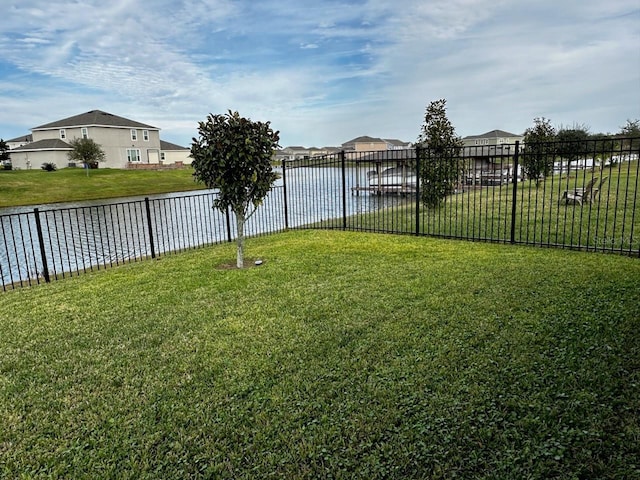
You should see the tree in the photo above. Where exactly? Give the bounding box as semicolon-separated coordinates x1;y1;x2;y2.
190;110;279;268
416;99;464;208
619;119;640;150
522;117;556;187
555;123;589;173
67;138;106;174
0;139;10;164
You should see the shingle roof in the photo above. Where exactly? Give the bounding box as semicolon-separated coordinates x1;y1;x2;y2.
11;139;72;151
33;110;158;130
384;139;411;146
160;140;188;151
6;134;33;143
343;136;386;145
463;129;521;140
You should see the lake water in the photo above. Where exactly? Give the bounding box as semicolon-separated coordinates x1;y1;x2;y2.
1;167;414;287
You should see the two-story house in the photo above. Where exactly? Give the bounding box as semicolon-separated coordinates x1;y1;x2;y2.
8;110;189;169
340;136;412;163
461;129;524;184
5;134;33;150
342;136;389;152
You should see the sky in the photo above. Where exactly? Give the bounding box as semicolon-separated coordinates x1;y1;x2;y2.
0;0;639;148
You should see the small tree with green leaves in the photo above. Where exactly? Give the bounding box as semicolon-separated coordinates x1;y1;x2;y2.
556;124;590;174
67;138;106;174
417;99;464;208
190;111;279;268
522;117;556;187
619;119;640;150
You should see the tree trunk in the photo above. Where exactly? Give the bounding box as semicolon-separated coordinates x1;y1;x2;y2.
235;208;245;269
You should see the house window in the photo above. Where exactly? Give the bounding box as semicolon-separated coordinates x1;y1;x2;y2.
131;129;138;141
143;130;149;141
160;152;166;161
59;129;66;139
81;128;89;139
127;148;141;162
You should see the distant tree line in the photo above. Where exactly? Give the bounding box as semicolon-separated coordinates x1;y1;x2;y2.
522;118;640;187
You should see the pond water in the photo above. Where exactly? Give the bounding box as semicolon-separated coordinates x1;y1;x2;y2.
1;167;414;286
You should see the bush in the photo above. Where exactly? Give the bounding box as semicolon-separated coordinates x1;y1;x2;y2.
2;163;12;171
41;162;57;172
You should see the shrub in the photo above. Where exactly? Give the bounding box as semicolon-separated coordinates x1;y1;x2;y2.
41;162;57;172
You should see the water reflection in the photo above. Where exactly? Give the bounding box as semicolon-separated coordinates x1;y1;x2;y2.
2;168;407;286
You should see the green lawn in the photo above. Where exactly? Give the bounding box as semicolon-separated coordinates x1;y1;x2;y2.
0;231;638;478
0;167;205;207
342;161;640;253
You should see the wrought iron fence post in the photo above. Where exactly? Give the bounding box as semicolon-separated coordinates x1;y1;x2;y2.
341;150;347;230
282;159;289;230
33;208;50;283
415;146;421;235
144;198;156;259
510;141;520;244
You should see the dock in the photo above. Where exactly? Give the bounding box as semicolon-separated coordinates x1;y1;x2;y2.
351;185;417;196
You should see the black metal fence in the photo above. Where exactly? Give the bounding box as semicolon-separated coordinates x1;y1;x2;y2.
283;137;639;254
1;138;639;290
0;191;287;290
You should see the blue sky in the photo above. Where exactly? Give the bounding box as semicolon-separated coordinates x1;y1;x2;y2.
1;0;639;148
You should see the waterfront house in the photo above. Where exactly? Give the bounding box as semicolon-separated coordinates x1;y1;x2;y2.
8;110;189;170
462;130;524;184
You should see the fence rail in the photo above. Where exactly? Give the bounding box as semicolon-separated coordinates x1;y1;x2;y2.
1;138;638;290
283;138;639;254
1;190;287;290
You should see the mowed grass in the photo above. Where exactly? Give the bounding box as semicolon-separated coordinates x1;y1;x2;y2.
0;231;638;479
0;168;205;207
343;161;640;253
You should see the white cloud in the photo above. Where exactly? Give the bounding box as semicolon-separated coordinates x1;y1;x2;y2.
0;0;638;146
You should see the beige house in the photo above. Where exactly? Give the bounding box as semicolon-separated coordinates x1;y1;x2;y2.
275;146;312;162
462;130;525;185
160;140;191;165
342;136;389;152
341;136;411;152
274;146;340;162
462;129;524;149
8;110;188;170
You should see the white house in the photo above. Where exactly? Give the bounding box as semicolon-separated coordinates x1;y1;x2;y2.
5;134;33;150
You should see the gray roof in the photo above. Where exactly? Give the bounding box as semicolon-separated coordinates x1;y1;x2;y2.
464;129;522;140
33;110;158;131
384;138;410;146
343;136;386;145
160;140;188;151
6;134;33;143
11;139;72;151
